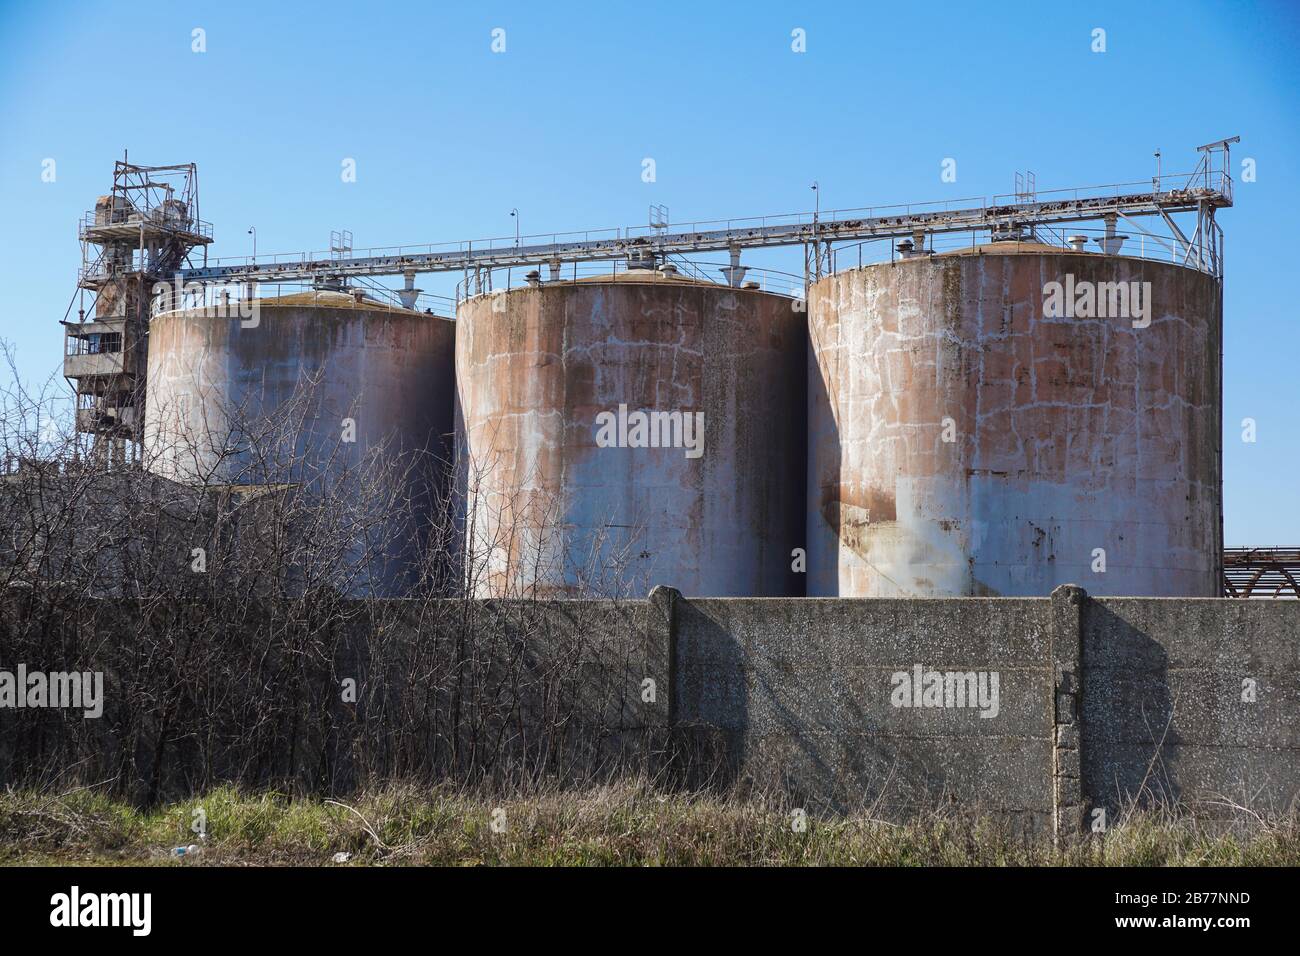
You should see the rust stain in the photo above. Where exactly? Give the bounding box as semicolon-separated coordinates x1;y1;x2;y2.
457;279;806;598
807;248;1222;597
819;484;896;558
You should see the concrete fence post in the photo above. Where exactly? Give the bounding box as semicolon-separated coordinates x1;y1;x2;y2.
648;586;681;725
1049;584;1087;846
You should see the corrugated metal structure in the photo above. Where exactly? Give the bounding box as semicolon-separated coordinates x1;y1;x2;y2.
456;272;806;597
807;243;1223;597
143;290;456;594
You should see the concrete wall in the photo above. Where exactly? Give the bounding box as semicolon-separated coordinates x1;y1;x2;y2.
2;587;1294;834
665;585;1297;836
1082;597;1300;820
671;591;1057;832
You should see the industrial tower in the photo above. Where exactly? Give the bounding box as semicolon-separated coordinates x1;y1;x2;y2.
61;156;211;467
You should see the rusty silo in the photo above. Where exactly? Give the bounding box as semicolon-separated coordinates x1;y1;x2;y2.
807;242;1222;597
456;271;806;598
144;290;457;594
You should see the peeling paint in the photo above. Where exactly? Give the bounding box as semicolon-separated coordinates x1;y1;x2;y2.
456;280;806;597
806;249;1222;597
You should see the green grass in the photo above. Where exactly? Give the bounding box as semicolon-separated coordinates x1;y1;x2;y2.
1;783;1296;866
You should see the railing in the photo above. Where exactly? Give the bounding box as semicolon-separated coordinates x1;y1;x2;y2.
1224;548;1300;599
64;329;124;357
194;169;1229;275
986;168;1231;208
79;248;190;284
452;256;807;306
149;280;458;318
826;215;1226;279
196;200;990;272
80;209;214;241
349;275;458;314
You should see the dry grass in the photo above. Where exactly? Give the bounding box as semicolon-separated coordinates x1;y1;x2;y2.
2;782;1296;867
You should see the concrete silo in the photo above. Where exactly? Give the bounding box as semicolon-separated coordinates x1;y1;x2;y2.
456;272;806;597
807;242;1222;597
144;290;457;594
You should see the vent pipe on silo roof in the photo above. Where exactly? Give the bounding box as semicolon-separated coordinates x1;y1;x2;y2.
398;271;422;309
1097;215;1127;254
1067;235;1089;251
720;244;747;287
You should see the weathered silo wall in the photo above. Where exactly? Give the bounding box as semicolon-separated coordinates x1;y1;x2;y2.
456;275;806;598
807;246;1222;597
144;291;456;594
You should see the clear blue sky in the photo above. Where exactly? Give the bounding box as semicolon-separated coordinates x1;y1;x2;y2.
1;0;1297;545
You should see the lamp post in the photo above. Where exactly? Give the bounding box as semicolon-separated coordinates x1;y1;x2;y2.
510;208;519;247
809;182;822;277
247;226;258;303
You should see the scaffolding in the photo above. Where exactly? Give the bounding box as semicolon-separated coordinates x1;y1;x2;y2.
61;155;212;466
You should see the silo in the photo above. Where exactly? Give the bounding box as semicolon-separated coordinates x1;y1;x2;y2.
456;272;806;598
144;290;457;594
807;243;1222;597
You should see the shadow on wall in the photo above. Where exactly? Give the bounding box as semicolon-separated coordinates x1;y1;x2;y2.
668;594;1040;821
673;594;859;811
670;597;749;792
806;315;843;598
1081;601;1178;819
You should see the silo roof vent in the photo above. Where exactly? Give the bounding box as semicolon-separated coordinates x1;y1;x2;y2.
1095;234;1129;255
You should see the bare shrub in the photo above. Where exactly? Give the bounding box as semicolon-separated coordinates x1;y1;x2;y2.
0;339;671;806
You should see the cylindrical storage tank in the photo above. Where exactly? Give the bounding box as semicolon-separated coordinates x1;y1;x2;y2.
807;243;1222;597
456;273;806;597
144;291;457;595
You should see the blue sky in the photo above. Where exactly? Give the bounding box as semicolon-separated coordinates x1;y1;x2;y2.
1;0;1297;545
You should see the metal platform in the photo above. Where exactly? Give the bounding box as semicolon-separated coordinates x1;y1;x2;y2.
1223;548;1300;598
